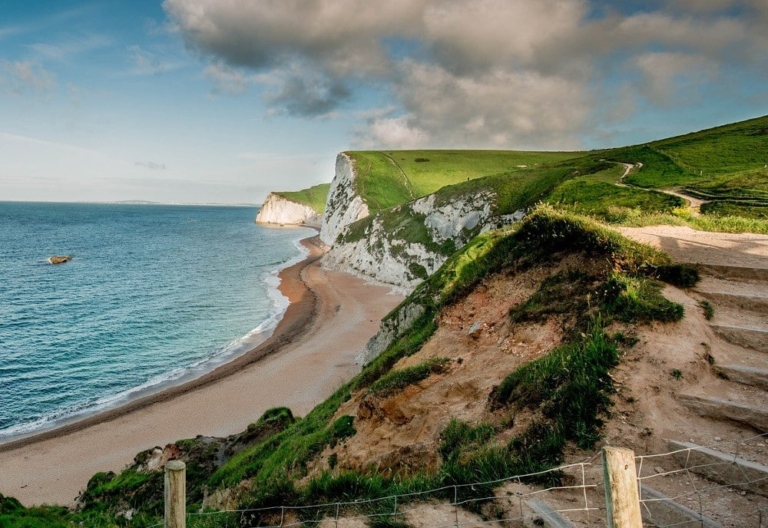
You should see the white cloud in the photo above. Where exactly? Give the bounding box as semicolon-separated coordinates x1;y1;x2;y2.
632;52;718;104
164;0;768;148
27;34;112;62
203;61;251;94
0;59;56;94
380;61;590;149
423;0;588;72
125;44;184;76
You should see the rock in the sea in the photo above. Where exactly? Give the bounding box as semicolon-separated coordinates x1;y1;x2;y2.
49;255;72;265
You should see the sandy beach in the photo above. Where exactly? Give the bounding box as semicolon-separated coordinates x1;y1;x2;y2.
0;235;403;506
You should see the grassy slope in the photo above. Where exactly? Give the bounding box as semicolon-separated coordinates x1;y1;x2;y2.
612;115;768;199
274;183;331;214
345;116;768;236
291;115;768;237
347;150;583;213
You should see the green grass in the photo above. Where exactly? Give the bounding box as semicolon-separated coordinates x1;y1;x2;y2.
607;116;768;202
701;201;768;219
606;145;689;188
491;324;619;449
275;183;331;214
605;207;768;234
652;115;768;176
546;180;683;219
686;168;768;200
347;150;583;213
0;495;74;528
367;357;450;397
600;274;685;323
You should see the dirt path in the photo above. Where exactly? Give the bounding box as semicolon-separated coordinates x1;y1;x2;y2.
618;225;768;270
616;161;709;213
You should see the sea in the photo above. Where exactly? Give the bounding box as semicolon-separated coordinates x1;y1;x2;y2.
0;202;314;441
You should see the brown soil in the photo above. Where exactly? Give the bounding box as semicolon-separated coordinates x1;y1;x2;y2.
308;256;608;479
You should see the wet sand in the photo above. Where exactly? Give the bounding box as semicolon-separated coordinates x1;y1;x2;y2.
0;236;403;506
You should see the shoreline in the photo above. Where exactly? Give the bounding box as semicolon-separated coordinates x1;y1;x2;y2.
0;236;323;454
0;235;403;505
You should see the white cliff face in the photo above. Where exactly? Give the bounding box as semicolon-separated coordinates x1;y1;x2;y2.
320;153;369;246
413;192;493;243
323;188;524;290
323;221;441;289
256;193;321;227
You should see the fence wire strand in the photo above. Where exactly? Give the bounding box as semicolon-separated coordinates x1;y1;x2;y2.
161;435;768;527
635;433;768;528
185;462;596;527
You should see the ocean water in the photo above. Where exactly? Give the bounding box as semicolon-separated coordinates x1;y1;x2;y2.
0;202;313;440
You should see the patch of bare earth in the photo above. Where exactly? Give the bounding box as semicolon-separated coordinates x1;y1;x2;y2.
306;261;576;481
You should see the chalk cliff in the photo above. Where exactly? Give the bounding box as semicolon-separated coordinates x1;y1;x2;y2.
321;170;525;289
256;193;322;227
319;153;369;246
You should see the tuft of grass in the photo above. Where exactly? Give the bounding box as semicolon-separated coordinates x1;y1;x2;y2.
368;358;450;397
439;420;496;463
600;274;685;323
490;323;619;450
671;369;683;380
699;300;715;320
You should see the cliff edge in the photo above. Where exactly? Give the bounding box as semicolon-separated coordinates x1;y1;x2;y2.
256;193;323;227
319;153;370;245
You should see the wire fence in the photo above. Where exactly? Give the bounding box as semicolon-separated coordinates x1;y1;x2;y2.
151;434;768;528
145;461;598;528
635;432;768;528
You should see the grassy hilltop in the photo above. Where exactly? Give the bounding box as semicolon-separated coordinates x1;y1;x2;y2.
273;183;331;214
347;150;581;213
341;115;768;241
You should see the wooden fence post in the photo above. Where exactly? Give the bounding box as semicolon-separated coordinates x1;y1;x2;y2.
602;446;642;528
165;460;186;528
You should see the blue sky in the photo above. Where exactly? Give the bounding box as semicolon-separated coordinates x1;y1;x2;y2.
1;0;767;204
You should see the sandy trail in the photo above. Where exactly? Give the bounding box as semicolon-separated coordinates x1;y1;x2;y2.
618;225;768;269
0;237;402;506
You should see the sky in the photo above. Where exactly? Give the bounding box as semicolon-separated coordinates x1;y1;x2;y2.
1;0;767;204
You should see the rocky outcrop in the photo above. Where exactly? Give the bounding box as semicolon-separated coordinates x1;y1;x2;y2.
356;302;426;365
323;189;525;290
320;153;369;246
315;151;527;291
256;193;322;227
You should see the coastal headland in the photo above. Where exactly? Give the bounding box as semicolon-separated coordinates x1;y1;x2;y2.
0;235;403;506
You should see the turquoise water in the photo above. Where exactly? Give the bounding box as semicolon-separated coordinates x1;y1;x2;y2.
0;202;313;439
